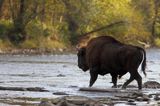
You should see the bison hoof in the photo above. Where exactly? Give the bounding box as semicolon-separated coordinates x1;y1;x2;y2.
112;85;117;88
138;88;142;90
121;86;126;89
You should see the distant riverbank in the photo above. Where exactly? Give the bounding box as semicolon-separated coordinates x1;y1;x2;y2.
0;48;76;55
0;47;157;55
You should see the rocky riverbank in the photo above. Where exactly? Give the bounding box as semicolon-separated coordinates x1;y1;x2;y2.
0;50;159;106
0;81;159;106
37;81;160;106
38;81;160;106
38;93;160;106
0;48;76;55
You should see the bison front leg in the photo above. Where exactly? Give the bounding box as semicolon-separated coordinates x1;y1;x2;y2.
111;73;118;88
89;69;98;87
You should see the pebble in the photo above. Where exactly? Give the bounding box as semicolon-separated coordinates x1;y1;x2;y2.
56;74;65;77
39;101;56;106
154;94;160;101
143;81;160;88
136;97;143;101
57;100;77;106
126;102;136;105
128;99;135;102
53;92;69;95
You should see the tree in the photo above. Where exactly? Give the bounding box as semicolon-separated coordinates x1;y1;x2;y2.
60;0;90;44
151;0;160;38
8;0;43;44
132;0;160;44
0;0;4;17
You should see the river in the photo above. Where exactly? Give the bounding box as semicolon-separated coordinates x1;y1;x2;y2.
0;48;159;105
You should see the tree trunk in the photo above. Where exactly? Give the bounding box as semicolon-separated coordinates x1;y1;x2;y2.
0;0;4;17
40;0;46;23
8;0;26;44
65;13;78;44
61;0;79;45
151;0;159;38
151;0;160;44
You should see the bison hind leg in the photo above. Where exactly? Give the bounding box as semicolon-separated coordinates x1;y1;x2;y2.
135;72;142;90
122;70;142;90
122;76;134;89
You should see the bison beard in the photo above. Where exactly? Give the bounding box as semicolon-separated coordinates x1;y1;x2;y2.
77;36;146;90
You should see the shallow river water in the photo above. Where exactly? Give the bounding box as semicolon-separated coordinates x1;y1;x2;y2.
0;49;160;105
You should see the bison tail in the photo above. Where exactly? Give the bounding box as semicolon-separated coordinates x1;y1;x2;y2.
140;47;147;76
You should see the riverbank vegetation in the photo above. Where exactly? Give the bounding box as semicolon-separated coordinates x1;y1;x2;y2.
0;0;160;52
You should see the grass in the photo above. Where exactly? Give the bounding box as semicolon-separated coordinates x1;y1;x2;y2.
20;36;66;49
155;38;160;47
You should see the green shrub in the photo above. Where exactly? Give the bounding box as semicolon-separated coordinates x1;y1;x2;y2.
20;39;38;49
0;20;13;39
20;36;65;49
155;38;160;47
0;39;13;49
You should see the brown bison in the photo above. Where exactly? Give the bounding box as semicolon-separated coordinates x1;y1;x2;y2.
77;36;146;90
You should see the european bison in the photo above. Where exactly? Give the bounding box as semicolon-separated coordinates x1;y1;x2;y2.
77;36;146;90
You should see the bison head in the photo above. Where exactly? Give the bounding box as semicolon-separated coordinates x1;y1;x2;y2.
77;47;89;72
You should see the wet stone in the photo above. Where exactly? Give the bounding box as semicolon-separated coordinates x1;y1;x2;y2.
128;99;135;102
56;74;65;77
132;92;144;97
95;97;113;105
148;94;153;98
126;102;136;105
131;92;150;101
142;95;150;101
53;92;69;95
136;97;143;101
154;94;160;101
63;65;67;67
68;85;78;88
57;99;77;106
39;101;56;106
117;84;137;88
51;98;61;104
0;86;48;92
65;96;91;105
51;96;104;106
147;70;153;72
143;81;160;88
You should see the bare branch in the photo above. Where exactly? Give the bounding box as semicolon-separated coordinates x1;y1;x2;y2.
9;0;16;21
23;1;39;26
0;0;4;16
78;21;127;42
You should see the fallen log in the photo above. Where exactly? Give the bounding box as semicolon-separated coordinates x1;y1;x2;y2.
79;87;141;93
0;86;48;92
79;87;119;93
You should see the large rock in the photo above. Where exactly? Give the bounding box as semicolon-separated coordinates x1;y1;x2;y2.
39;96;105;106
143;81;160;88
56;99;77;106
39;101;56;106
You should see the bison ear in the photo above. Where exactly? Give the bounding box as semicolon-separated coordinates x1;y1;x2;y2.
79;47;86;56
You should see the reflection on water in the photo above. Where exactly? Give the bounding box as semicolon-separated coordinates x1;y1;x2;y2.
0;49;159;99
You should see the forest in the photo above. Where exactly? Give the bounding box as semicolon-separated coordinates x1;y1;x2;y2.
0;0;160;51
